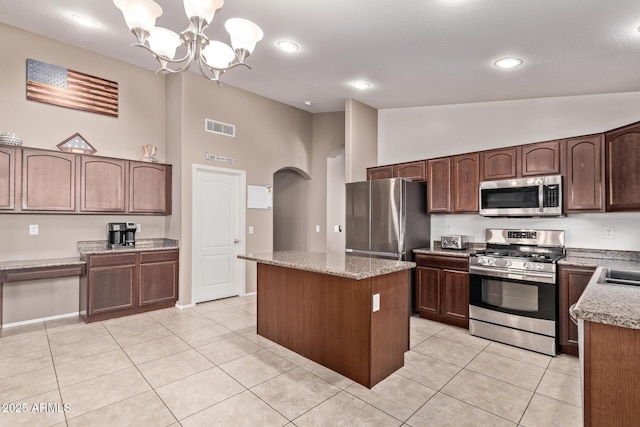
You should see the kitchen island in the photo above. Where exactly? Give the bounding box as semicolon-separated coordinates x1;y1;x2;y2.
238;251;415;388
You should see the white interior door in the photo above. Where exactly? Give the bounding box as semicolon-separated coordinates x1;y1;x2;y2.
193;165;245;303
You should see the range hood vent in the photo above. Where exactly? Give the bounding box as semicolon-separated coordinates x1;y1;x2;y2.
205;119;235;137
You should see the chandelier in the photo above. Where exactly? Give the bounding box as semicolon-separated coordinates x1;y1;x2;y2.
113;0;263;82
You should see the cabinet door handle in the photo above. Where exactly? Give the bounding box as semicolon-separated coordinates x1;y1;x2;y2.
234;239;240;243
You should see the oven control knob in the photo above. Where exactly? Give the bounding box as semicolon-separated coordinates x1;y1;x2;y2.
504;260;512;267
478;258;486;265
536;264;544;270
523;262;531;269
488;258;495;266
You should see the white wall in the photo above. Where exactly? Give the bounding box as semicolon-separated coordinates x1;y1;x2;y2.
379;92;640;163
378;92;640;251
326;149;346;253
431;212;640;251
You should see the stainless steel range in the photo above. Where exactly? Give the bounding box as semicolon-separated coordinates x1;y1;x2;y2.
468;229;565;356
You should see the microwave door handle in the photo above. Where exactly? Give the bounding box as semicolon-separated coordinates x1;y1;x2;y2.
539;182;544;212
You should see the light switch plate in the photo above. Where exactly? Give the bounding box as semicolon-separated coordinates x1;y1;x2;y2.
136;223;141;232
315;225;320;233
249;226;254;234
372;293;380;312
29;224;38;235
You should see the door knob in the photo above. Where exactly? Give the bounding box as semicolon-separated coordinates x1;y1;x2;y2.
234;239;240;243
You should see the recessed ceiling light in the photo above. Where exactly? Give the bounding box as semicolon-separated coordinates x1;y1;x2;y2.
495;58;523;69
352;80;371;89
277;40;299;52
71;14;98;27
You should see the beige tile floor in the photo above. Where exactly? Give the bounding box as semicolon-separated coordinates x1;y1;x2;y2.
0;295;582;426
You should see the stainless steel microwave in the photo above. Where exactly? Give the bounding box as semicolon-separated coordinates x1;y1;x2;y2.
479;175;563;217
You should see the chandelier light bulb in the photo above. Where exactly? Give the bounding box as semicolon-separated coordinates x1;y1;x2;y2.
225;18;264;54
183;0;224;25
113;0;162;33
202;41;236;69
147;27;181;59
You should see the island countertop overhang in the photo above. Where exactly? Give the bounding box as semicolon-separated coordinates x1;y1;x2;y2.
238;250;415;280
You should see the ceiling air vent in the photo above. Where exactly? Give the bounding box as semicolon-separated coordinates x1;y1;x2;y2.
205;118;235;137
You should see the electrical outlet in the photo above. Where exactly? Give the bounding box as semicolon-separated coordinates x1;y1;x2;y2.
604;226;615;239
136;223;141;232
29;224;38;235
372;294;380;312
315;225;320;233
334;225;340;233
249;226;254;234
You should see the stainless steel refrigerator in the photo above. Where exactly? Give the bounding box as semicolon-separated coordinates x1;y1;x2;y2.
345;178;430;262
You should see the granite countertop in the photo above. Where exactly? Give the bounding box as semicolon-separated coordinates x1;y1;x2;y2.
414;242;485;258
572;265;640;330
0;257;85;271
238;250;416;280
566;248;640;330
78;238;179;255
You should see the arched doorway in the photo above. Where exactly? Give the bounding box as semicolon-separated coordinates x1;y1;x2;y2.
273;167;311;251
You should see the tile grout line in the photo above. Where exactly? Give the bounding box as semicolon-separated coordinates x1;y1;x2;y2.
43;320;70;427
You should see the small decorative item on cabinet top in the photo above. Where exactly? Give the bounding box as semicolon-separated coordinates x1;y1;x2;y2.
57;132;96;154
0;132;23;146
143;144;158;163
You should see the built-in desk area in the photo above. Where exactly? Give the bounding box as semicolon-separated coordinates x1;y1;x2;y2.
0;258;86;329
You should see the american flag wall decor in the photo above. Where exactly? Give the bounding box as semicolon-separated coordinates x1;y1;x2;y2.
26;59;119;117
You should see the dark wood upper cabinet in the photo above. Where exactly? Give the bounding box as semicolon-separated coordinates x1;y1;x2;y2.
452;153;479;213
481;147;518;181
605;121;640;211
367;165;393;180
520;140;562;176
393;160;426;181
367;161;426;181
21;149;77;211
0;147;172;215
427;157;451;213
0;147;16;210
80;157;127;213
565;134;605;212
129;162;171;214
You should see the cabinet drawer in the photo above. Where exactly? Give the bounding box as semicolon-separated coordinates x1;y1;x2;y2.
88;253;137;268
140;250;178;264
416;254;468;271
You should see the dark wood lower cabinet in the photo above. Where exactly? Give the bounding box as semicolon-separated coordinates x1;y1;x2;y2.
256;263;409;388
583;321;640;426
415;255;469;328
558;265;595;356
139;250;179;306
80;250;178;322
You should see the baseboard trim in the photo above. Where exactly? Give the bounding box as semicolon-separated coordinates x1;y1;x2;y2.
175;303;196;310
3;312;80;329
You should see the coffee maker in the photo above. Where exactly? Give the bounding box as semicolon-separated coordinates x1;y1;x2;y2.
108;222;137;248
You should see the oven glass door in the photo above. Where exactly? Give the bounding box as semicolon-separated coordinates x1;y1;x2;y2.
480;186;540;209
469;274;556;321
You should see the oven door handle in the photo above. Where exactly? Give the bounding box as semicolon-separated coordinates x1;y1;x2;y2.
469;265;555;281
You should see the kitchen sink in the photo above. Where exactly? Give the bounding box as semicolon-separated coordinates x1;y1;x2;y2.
602;269;640;286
